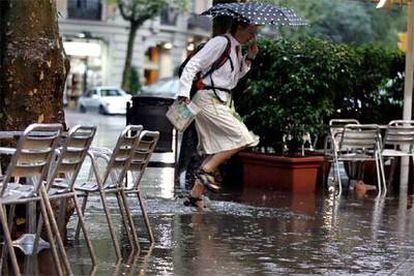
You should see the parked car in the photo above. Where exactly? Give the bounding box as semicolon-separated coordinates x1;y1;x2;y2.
78;87;132;115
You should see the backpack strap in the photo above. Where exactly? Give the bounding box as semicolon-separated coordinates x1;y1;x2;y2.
201;35;233;79
201;35;233;103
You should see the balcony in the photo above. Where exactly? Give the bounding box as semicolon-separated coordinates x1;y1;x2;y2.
67;0;102;21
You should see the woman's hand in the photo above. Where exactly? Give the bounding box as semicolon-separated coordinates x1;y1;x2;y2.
178;96;190;104
247;39;259;60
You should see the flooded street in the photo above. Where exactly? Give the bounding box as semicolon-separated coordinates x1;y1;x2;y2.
17;109;414;275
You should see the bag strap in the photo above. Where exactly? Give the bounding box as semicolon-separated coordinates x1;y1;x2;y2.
201;35;232;104
201;35;233;80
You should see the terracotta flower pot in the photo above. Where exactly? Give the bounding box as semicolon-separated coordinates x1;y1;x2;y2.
238;151;326;193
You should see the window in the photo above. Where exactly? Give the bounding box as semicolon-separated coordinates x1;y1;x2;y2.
67;0;102;20
160;7;179;26
85;89;96;97
100;89;122;97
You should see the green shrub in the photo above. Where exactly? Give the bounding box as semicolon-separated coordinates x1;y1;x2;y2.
235;38;404;155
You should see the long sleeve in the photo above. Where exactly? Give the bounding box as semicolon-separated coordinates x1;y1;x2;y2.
177;36;228;98
239;55;252;79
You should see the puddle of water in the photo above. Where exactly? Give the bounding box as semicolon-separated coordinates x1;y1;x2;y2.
6;111;413;275
7;189;414;275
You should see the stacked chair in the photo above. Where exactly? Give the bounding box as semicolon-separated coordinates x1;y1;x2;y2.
121;130;159;245
0;122;160;273
39;125;98;266
77;128;160;253
0;123;69;275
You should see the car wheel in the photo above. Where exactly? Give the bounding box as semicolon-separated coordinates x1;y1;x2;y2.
79;105;86;113
99;105;107;115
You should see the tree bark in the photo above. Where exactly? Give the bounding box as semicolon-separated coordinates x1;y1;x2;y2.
0;0;70;239
0;0;68;131
121;22;139;92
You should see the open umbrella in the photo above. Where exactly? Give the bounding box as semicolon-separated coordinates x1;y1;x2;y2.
201;2;307;26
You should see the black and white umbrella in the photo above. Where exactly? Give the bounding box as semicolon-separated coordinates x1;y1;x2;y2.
201;2;307;26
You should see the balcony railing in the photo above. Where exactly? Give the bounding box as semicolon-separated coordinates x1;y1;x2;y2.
67;0;102;21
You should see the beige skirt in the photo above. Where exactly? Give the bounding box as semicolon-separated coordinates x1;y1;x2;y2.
192;89;259;155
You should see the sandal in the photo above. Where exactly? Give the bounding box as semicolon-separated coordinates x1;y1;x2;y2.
183;195;205;208
196;169;220;193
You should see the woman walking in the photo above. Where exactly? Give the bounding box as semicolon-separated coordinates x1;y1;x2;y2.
178;21;260;209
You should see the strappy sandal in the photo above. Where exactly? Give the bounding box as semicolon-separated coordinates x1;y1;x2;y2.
196;169;220;193
183;195;205;208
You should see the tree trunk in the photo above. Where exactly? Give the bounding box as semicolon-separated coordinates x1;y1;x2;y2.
0;0;68;131
121;22;139;92
0;0;70;239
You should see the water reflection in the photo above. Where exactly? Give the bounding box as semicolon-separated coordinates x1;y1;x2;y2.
9;185;414;274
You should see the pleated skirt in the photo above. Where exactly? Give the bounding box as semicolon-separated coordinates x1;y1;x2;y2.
192;89;259;155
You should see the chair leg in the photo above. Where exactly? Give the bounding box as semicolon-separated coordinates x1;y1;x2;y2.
33;212;44;255
375;155;382;196
38;197;64;276
115;192;138;250
120;191;140;250
379;154;387;196
40;187;73;275
0;204;16;269
334;159;342;197
0;205;21;276
72;192;97;266
57;198;67;235
75;193;89;240
136;190;155;244
98;189;122;260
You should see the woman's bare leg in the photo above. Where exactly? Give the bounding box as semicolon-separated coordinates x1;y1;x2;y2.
202;148;242;173
189;147;243;206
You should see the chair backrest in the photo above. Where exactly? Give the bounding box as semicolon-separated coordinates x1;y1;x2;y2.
102;125;143;188
329;119;360;139
383;120;414;152
128;130;160;189
339;124;381;153
1;123;62;196
326;119;360;152
48;125;97;190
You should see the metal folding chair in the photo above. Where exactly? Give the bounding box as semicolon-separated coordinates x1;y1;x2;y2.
380;120;414;194
323;119;360;189
332;124;385;196
0;123;70;276
72;125;143;259
324;119;360;157
43;125;97;266
121;130;159;245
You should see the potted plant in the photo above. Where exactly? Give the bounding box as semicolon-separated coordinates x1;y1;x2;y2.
234;38;404;193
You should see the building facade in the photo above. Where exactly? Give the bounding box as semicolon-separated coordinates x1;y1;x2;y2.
56;0;211;99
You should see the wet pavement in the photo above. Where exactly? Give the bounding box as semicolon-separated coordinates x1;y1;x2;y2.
8;109;414;275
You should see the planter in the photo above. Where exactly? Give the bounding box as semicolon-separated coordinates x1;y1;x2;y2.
238;151;326;193
362;159;414;194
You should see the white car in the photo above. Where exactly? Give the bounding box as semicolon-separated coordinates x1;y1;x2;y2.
78;87;132;115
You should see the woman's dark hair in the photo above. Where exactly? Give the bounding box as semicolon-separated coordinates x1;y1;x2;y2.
230;20;250;34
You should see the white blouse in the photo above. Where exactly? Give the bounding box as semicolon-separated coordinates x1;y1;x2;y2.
177;34;251;102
